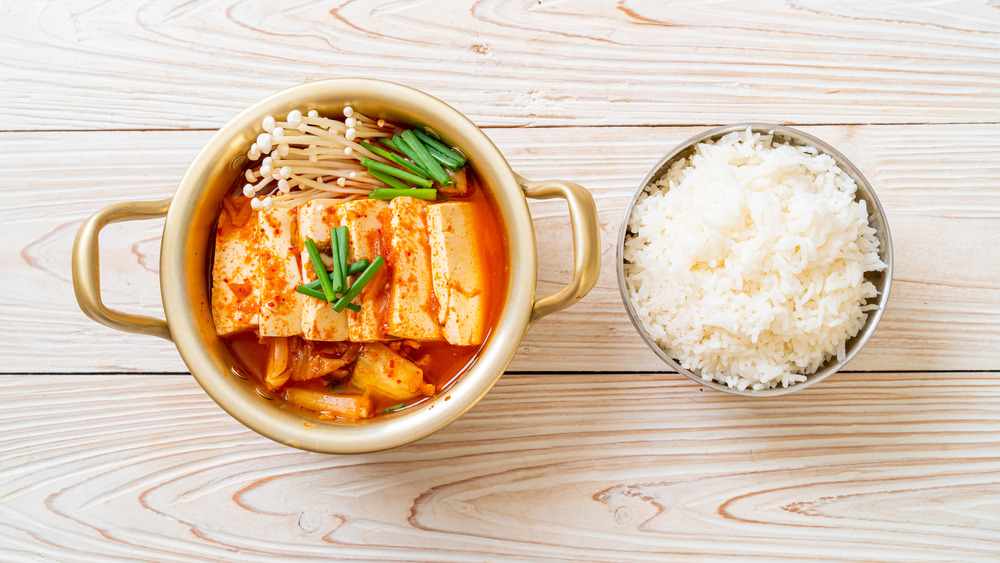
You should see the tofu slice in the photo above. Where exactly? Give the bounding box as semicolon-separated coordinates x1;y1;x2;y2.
257;207;303;337
427;202;486;346
335;199;390;342
387;197;442;341
298;199;349;341
298;198;340;247
211;197;260;336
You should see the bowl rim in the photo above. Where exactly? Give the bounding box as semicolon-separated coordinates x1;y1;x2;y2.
615;123;894;396
160;78;536;452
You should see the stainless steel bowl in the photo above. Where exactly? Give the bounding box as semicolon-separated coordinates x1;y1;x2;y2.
616;123;893;396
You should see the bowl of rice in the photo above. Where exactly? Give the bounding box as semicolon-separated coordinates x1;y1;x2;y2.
617;124;892;395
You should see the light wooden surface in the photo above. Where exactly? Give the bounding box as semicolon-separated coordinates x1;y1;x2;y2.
2;1;999;561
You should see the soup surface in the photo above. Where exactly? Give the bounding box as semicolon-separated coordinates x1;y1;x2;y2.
209;109;508;420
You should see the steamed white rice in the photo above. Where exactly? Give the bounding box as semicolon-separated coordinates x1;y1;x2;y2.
623;128;886;390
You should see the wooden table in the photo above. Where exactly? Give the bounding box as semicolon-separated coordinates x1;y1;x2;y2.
3;2;999;561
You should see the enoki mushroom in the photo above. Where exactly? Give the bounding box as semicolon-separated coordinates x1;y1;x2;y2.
243;107;391;210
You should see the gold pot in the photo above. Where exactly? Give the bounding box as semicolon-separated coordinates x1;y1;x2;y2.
72;79;601;453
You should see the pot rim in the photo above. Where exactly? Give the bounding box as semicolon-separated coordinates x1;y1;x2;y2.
160;79;535;453
615;123;893;396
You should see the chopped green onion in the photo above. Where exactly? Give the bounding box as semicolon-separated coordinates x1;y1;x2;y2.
369;188;437;201
367;169;410;190
360;140;394;160
392;135;430;175
361;157;434;188
329;228;344;294
336;225;349;292
361;141;429;178
401;130;450;185
303;260;368;288
387;153;430;177
332;255;385;313
414;130;466;167
304;238;335;302
295;285;327;300
381;402;406;413
295;284;359;312
346;259;369;276
378;137;401;152
428;149;463;171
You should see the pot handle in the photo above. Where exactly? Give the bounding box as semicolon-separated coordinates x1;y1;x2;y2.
517;174;602;326
72;198;174;341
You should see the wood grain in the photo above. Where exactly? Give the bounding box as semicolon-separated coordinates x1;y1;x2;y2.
3;0;1000;131
5;2;999;560
2;124;998;373
1;372;998;561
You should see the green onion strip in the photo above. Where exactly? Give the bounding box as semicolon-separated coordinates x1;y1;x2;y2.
377;137;401;152
427;149;462;171
359;140;394;161
302;259;368;291
367;169;409;190
361;157;433;188
360;141;429;178
329;228;344;294
381;402;406;413
369;188;436;201
413;130;465;168
336;225;349;292
332;256;386;313
295;285;360;312
295;285;327;300
304;238;335;302
346;259;370;276
400;131;450;186
392;135;430;177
